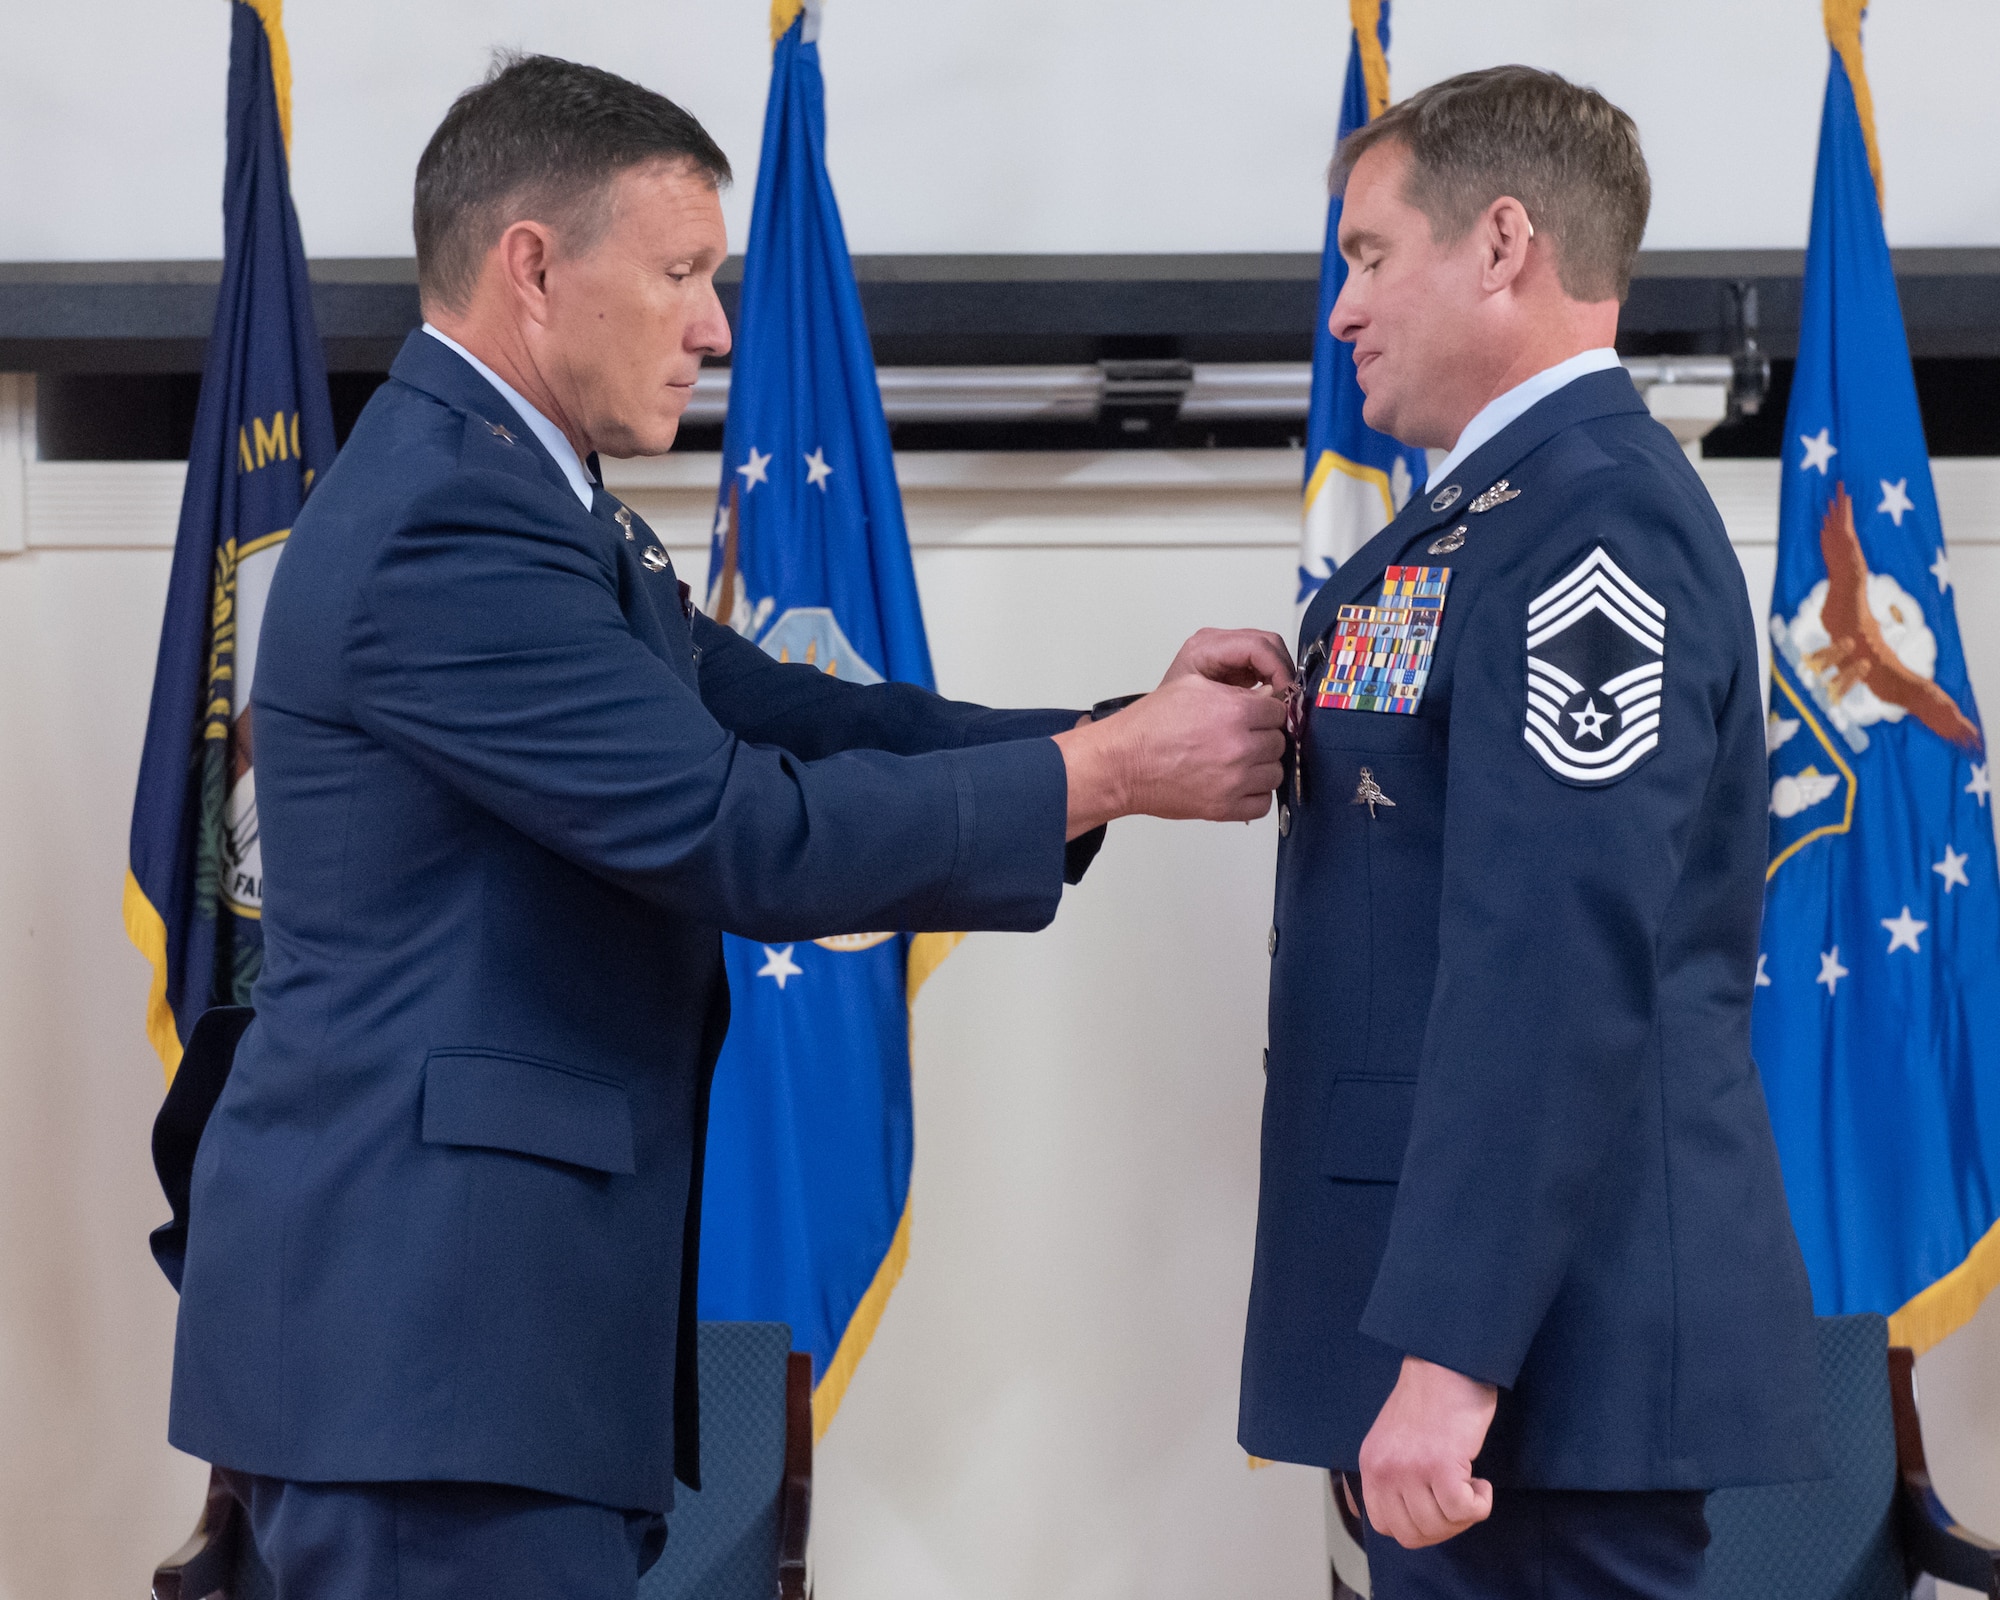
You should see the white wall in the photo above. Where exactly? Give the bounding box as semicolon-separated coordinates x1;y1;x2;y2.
3;0;1998;264
4;443;2000;1600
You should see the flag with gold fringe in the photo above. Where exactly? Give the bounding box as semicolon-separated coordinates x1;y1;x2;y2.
124;0;334;1081
1298;0;1426;606
698;0;953;1438
1753;0;2000;1356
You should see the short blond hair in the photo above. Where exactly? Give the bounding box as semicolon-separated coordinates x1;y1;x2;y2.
1337;65;1651;303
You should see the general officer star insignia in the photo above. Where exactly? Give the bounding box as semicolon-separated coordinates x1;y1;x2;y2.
1522;547;1667;787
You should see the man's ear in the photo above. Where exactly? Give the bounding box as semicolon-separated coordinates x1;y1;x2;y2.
494;220;561;327
1478;196;1534;293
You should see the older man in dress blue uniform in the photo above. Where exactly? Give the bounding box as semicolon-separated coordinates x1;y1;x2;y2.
1239;67;1821;1598
162;56;1292;1600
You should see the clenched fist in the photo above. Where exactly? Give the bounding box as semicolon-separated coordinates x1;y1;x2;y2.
1359;1355;1498;1549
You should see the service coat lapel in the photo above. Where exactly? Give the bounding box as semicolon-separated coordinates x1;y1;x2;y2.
387;331;585;510
1296;368;1650;653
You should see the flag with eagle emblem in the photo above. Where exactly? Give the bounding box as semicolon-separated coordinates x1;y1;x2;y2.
1753;3;2000;1354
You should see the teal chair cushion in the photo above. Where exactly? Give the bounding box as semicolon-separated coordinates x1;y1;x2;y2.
1702;1313;1905;1600
639;1321;794;1600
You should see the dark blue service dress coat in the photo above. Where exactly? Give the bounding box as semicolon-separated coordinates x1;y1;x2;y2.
168;332;1091;1515
1240;368;1822;1490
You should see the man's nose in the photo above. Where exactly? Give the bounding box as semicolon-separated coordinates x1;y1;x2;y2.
691;280;732;360
1328;281;1365;345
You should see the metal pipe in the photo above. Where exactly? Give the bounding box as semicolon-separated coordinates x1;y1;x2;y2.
1620;356;1736;388
682;356;1742;428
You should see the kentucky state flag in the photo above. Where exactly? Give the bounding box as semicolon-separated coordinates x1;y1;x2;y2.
699;0;949;1436
1754;6;2000;1354
124;0;334;1080
1298;0;1427;605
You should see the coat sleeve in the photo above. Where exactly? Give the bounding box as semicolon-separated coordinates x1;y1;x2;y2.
343;472;1069;941
690;600;1107;884
1356;477;1742;1388
691;612;1085;754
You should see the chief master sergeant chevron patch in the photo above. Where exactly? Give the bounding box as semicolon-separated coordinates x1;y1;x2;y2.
1523;546;1667;786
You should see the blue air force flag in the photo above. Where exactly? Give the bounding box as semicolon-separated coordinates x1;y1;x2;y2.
1753;16;2000;1354
1299;0;1427;606
124;0;334;1079
699;0;948;1435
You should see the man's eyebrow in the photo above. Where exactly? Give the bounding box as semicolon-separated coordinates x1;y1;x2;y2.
1339;227;1389;257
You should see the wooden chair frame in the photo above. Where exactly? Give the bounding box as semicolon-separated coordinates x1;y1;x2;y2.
152;1468;242;1600
1888;1346;2000;1598
779;1349;813;1600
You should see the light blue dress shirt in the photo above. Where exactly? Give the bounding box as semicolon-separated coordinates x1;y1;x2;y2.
1425;346;1622;492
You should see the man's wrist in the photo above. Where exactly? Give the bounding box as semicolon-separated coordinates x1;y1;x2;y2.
1404;1354;1498;1399
1051;716;1132;840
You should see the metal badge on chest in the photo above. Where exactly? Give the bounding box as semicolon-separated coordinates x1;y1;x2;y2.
1428;478;1519;553
610;500;695;618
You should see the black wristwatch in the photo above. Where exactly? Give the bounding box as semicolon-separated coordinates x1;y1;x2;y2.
1089;693;1147;722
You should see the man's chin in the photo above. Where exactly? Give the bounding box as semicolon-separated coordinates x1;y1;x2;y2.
600;416;683;460
1359;391;1399;437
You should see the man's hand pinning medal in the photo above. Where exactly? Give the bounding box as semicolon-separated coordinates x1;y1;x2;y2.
1053;629;1293;838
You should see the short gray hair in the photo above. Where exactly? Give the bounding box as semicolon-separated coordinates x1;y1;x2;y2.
1336;65;1650;303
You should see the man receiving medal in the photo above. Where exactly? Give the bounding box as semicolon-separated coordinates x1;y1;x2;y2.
1241;66;1821;1600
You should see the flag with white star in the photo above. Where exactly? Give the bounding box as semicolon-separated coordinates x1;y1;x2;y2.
1753;7;2000;1354
1297;0;1428;608
697;0;946;1439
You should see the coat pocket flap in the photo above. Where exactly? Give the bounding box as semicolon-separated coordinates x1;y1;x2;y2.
422;1051;636;1175
1321;1077;1418;1182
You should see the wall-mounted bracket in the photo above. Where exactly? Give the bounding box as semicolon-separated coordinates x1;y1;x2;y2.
0;372;36;556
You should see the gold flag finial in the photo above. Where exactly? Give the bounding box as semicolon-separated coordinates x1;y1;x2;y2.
1823;0;1885;207
1350;0;1390;122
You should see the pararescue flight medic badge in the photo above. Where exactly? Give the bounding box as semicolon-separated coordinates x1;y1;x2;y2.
1522;546;1666;786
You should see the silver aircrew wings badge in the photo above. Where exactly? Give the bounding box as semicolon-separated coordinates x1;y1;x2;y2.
1523;546;1667;786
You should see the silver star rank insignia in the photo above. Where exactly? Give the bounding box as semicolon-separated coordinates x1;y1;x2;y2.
1352;766;1396;817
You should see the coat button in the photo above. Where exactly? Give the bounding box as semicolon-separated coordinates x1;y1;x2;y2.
1278;802;1291;837
1267;925;1279;956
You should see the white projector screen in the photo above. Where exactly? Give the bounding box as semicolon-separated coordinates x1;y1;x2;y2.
3;0;1997;264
